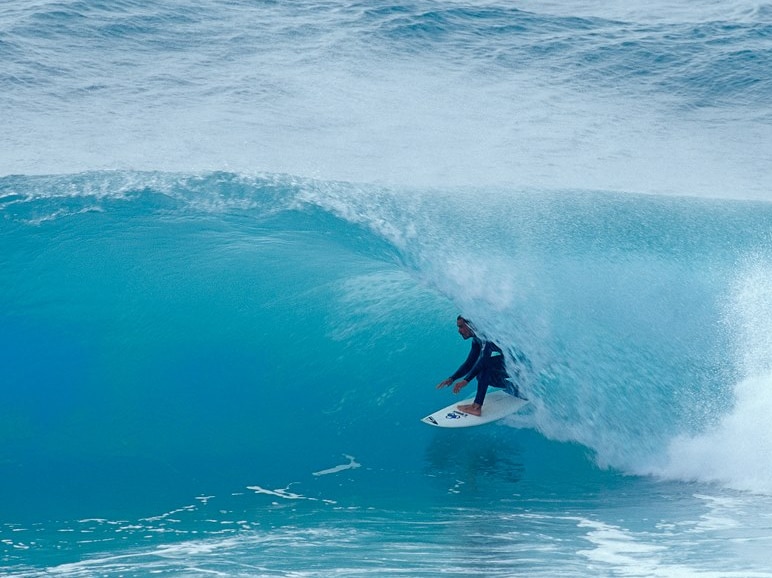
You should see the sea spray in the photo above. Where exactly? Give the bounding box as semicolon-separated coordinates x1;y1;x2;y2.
652;255;772;492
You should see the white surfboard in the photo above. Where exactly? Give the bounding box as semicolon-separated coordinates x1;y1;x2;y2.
421;390;528;428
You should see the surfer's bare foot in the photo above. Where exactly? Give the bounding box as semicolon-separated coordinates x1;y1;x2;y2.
458;403;481;416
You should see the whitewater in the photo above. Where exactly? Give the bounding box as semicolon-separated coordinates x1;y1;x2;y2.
2;1;772;576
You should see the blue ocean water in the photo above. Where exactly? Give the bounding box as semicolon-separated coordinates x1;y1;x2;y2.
2;1;772;576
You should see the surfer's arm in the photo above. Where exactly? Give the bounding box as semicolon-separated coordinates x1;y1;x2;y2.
437;338;481;390
448;341;493;394
449;338;481;381
460;340;492;382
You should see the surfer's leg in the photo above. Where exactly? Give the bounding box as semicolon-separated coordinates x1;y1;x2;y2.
457;378;487;416
457;402;482;416
490;366;524;399
472;379;488;406
502;378;526;399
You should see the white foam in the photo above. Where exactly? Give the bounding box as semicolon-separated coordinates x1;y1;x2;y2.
577;518;772;577
246;484;308;500
246;484;336;505
312;454;361;477
577;519;665;573
654;373;772;493
141;505;197;522
650;259;772;494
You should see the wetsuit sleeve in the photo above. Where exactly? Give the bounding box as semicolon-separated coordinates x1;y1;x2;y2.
461;340;492;382
449;338;482;381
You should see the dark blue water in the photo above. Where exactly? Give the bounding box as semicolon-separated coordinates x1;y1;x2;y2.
2;1;772;576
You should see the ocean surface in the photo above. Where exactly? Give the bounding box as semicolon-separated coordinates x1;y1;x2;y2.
2;1;772;576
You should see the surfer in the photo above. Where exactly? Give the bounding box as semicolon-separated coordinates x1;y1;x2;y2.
436;316;520;416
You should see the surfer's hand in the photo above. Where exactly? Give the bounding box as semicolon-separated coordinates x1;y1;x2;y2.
452;380;469;394
436;378;453;389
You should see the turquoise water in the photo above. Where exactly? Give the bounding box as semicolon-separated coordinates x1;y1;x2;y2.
2;1;772;576
3;173;772;576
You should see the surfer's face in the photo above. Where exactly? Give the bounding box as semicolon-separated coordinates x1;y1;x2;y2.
457;319;474;339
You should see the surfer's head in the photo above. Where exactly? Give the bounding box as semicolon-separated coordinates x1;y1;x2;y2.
456;315;475;339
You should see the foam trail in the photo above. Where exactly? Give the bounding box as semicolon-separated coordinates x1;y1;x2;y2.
246;485;337;505
312;455;361;477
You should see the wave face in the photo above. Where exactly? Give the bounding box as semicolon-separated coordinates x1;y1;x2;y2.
3;172;772;487
2;0;772;575
3;172;772;576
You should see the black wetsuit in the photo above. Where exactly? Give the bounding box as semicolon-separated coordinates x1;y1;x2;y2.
450;336;517;406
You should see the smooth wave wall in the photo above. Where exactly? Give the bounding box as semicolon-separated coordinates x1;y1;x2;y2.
3;171;771;498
